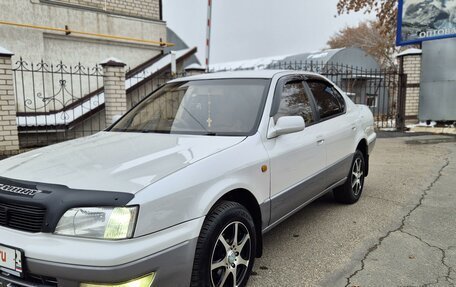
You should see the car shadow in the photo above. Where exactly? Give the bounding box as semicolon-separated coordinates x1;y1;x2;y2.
261;191;342;239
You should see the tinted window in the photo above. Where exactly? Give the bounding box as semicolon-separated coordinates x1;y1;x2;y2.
274;81;314;125
110;79;269;136
307;81;345;119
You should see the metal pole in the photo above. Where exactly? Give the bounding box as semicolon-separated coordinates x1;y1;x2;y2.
205;0;212;72
0;20;174;47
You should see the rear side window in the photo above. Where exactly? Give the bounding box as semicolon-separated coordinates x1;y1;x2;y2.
307;81;345;120
274;80;315;125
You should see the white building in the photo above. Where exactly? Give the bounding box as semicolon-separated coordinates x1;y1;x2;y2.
0;0;166;68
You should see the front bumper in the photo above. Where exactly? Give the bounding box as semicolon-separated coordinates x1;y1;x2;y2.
0;217;204;287
0;239;197;287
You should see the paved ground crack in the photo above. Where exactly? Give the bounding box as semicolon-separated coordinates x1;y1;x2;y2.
401;230;454;286
345;157;450;287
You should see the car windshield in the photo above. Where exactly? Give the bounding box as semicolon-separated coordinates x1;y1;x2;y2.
110;79;270;136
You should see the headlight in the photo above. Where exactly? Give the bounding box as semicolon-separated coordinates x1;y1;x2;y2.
55;206;138;240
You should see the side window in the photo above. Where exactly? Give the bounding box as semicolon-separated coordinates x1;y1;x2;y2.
307;81;345;120
274;80;314;125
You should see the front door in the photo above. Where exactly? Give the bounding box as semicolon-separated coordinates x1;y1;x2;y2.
264;77;326;225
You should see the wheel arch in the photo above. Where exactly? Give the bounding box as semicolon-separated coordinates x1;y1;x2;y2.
211;188;264;258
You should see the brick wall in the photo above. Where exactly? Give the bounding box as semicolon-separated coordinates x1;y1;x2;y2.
0;56;20;155
102;61;127;127
49;0;161;20
402;55;421;120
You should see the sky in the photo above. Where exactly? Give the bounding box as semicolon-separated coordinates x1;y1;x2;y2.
163;0;373;65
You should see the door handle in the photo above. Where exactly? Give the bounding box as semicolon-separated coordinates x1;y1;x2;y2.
317;139;325;145
352;126;357;131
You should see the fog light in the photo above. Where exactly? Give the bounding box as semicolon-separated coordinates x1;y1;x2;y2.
80;273;155;287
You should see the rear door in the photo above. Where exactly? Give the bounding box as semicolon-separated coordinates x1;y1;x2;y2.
264;76;326;224
305;80;356;187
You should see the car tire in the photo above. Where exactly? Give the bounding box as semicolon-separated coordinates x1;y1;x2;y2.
333;150;365;204
191;201;257;287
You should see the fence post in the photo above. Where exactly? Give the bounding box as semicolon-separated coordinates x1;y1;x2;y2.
185;64;206;76
101;58;127;127
397;50;422;124
0;47;20;156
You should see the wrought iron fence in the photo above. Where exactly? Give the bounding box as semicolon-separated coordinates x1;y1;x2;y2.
13;58;187;148
12;58;406;149
215;60;406;130
13;58;104;148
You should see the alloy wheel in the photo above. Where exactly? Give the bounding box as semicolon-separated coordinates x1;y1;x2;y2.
351;157;364;196
210;221;251;287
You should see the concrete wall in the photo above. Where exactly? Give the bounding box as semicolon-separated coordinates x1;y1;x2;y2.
46;0;160;20
0;0;165;69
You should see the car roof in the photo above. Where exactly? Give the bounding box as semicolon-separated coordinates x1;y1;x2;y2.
169;70;325;82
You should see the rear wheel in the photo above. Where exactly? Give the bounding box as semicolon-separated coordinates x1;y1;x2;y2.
191;201;256;287
333;150;365;204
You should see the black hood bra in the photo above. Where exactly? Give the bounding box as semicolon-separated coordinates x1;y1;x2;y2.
0;176;134;233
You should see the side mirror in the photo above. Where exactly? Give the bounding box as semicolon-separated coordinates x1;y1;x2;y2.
268;116;305;138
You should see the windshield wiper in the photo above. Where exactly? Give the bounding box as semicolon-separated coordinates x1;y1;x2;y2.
138;130;218;136
140;130;170;134
201;132;218;136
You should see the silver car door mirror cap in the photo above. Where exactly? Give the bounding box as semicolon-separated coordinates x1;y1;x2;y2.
267;116;305;138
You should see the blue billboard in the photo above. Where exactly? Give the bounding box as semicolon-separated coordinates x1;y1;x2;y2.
397;0;456;46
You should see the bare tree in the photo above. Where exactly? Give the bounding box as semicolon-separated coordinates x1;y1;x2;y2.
336;0;397;37
335;0;422;69
327;20;398;68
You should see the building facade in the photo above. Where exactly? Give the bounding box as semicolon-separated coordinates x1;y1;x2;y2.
0;0;166;69
49;0;161;20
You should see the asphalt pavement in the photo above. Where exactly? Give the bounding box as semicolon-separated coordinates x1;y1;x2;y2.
248;134;456;287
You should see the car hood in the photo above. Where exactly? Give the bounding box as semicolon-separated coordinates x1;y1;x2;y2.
0;132;245;193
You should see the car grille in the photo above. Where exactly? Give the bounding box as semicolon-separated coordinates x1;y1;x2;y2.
0;200;46;233
0;273;57;287
28;274;58;287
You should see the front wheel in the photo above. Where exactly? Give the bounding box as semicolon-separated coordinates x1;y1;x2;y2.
333;150;365;204
191;201;257;287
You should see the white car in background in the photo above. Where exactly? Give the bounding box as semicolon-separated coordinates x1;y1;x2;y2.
0;70;375;287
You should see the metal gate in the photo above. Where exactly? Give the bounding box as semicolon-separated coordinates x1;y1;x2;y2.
12;59;407;149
